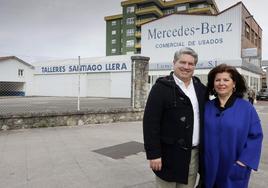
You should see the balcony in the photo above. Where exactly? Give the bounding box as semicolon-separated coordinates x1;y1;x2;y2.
135;43;141;49
136;17;156;26
135;31;141;38
188;5;216;14
136;6;163;17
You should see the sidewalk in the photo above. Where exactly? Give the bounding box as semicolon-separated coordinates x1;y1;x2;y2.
0;111;267;188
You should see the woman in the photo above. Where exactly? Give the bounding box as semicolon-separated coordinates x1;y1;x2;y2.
204;64;263;188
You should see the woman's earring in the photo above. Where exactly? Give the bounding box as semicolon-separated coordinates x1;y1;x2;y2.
233;87;236;92
212;88;216;94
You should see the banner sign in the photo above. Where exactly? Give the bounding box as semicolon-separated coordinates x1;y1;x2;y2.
35;62;130;74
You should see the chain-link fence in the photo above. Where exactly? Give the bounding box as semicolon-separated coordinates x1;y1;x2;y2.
0;96;131;115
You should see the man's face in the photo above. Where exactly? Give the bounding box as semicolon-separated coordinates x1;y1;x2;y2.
173;54;196;83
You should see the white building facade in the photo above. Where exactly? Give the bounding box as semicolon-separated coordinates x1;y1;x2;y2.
33;55;132;98
0;56;34;96
141;2;263;91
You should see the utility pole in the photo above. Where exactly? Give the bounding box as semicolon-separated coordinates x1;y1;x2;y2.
77;56;81;111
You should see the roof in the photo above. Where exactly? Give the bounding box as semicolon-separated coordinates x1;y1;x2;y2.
0;56;35;69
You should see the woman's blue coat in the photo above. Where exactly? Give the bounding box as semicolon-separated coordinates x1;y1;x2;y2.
204;98;263;188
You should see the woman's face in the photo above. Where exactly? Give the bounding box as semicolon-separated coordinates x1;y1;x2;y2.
214;72;236;98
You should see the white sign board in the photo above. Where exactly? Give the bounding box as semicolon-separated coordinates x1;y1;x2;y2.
242;48;258;57
141;4;242;63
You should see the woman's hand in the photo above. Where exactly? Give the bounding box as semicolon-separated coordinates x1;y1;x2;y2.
236;160;246;167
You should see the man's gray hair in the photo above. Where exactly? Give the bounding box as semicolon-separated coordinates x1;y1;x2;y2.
173;47;198;64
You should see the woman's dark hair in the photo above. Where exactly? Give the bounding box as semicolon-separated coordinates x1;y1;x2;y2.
207;64;247;98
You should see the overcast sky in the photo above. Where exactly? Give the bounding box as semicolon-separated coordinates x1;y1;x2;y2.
0;0;267;62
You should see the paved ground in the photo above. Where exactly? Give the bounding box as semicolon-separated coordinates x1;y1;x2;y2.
0;97;131;114
0;102;267;188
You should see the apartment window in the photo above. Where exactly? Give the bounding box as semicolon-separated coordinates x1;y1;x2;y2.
126;29;134;36
126;6;135;13
112;30;116;35
18;69;24;76
111;21;117;26
165;9;174;15
111;48;116;53
251;29;254;43
126;40;134;47
191;3;207;9
111;39;116;44
254;33;258;46
126;51;135;55
176;5;187;12
245;23;250;40
258;37;261;48
126;17;135;25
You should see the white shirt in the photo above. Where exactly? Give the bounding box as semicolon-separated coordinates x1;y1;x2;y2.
173;74;200;146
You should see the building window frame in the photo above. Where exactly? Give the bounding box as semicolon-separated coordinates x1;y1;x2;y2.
245;23;250;40
111;39;116;44
126;29;134;36
18;69;24;77
126;6;135;13
111;48;116;54
112;30;117;35
126;40;134;47
111;21;117;26
176;5;187;12
126;17;135;25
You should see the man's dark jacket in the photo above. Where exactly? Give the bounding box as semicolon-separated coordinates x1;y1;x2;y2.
143;72;207;184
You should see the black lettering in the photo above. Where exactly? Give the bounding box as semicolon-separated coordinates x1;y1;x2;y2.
148;28;156;40
226;23;232;32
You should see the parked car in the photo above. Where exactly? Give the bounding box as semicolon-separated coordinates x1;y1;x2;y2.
256;88;268;100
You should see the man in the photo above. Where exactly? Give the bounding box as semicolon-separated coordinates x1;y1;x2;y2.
247;87;256;105
143;47;207;188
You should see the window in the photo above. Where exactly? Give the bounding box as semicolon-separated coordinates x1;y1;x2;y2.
254;33;258;46
245;23;250;39
111;39;116;44
111;48;116;53
126;6;135;13
126;51;135;55
126;40;134;47
245;25;250;39
126;17;135;25
258;37;261;48
126;29;134;36
18;69;24;77
112;30;116;35
191;3;207;9
176;5;187;12
164;9;174;15
251;29;254;43
111;21;116;26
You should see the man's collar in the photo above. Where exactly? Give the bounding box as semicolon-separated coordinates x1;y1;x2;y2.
173;73;192;86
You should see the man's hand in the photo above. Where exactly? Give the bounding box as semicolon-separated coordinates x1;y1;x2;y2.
149;158;162;171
